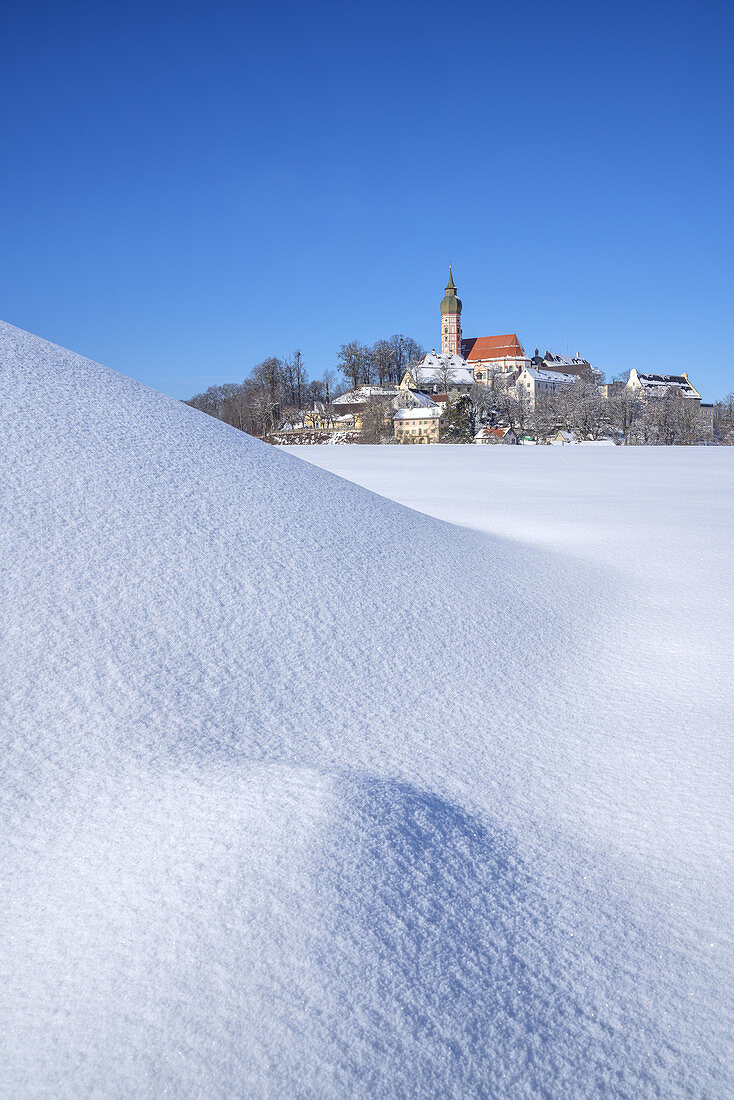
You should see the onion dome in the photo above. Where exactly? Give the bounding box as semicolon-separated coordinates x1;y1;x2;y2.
440;267;462;315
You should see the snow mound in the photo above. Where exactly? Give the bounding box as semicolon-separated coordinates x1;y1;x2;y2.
1;322;731;1096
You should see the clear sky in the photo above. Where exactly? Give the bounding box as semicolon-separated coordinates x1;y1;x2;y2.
1;0;732;399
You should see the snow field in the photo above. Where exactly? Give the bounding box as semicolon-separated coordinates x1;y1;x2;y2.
1;321;732;1097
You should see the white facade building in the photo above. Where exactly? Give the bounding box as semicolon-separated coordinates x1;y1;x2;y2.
515;366;577;408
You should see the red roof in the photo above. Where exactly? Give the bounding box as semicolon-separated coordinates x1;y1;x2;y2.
462;334;526;361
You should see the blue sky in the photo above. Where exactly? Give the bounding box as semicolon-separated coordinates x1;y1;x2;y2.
1;0;732;398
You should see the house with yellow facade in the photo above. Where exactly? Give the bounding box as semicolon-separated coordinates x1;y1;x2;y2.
393;405;442;443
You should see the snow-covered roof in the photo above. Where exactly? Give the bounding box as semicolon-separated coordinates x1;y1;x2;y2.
524;367;578;385
536;352;602;379
333;386;398;406
632;372;700;399
393;406;443;421
474;427;510;440
394;390;437;408
410;351;475;387
543;352;589;368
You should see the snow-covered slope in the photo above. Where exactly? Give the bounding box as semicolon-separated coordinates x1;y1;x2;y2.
1;322;731;1097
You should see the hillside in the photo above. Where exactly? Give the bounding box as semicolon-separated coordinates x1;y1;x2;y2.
1;321;731;1097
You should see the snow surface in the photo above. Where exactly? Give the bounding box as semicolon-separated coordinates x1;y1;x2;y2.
2;322;732;1097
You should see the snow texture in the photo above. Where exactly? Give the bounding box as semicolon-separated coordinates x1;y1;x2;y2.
2;321;732;1098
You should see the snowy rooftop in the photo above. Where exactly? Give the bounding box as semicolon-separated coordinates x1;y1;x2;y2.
633;372;700;398
393;406;443;421
411;351;475;386
333;385;398;405
396;389;437;408
543;352;590;367
536;352;602;379
524;366;578;384
474;426;510;439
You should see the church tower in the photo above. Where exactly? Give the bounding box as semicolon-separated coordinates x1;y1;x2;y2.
440;268;462;356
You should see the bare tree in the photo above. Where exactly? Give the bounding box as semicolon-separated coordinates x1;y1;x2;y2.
371;339;393;386
641;391;690;445
249;383;279;437
282;349;308;409
387;334;424;385
387;334;408;385
567;378;608;440
531;391;560;442
321;369;337;404
500;388;532;435
359;398;394;444
609;388;645;445
337;341;369;389
401;336;425;382
714;394;734;444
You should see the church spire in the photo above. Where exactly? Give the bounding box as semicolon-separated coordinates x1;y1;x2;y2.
440;268;462;356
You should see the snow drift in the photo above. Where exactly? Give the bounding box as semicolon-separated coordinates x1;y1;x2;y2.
1;321;731;1097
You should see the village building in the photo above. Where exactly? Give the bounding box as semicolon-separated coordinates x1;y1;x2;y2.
530;350;601;381
399;351;475;395
393;405;442;443
317;385;398;431
623;371;713;441
625;369;702;402
393;388;439;410
304;403;357;431
303;402;335;430
598;379;626;400
515;364;578;408
699;403;715;437
474;426;518;444
464;335;529;379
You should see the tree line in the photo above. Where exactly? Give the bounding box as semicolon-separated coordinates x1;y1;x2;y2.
336;335;424;388
185;334;425;438
186;348;733;445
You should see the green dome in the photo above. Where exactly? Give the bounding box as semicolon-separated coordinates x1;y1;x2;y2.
440;291;462;315
440;267;462;314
